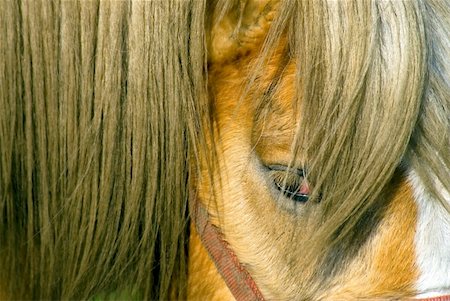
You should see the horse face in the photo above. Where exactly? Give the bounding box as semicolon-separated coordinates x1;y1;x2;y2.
200;43;417;300
189;1;449;299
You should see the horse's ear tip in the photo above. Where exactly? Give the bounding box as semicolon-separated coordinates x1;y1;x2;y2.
208;32;239;64
208;0;278;64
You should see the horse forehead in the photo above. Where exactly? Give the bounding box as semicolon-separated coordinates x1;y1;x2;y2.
210;50;301;166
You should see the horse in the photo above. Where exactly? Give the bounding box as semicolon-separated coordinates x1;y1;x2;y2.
1;0;449;300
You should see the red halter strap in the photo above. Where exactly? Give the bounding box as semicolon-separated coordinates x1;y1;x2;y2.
191;201;266;301
191;201;450;301
414;295;450;301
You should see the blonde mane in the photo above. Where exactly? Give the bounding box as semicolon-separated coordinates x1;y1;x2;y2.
1;0;449;299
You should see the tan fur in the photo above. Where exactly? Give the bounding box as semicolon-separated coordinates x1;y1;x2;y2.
188;27;277;293
370;181;418;294
324;176;419;300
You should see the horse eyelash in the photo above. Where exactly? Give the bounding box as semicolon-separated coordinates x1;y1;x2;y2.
267;165;309;203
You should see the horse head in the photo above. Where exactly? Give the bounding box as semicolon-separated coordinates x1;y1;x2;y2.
190;1;450;299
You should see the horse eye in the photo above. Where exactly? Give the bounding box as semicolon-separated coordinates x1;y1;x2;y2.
267;165;310;203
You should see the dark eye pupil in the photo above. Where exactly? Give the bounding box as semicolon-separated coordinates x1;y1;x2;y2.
274;180;309;203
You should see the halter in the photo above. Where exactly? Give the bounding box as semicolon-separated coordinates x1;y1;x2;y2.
192;200;450;301
192;201;266;301
418;297;450;301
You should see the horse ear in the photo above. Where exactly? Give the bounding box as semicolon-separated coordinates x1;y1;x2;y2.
208;0;277;64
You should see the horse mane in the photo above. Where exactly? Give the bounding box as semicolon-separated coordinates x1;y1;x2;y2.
0;0;449;299
0;1;210;299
